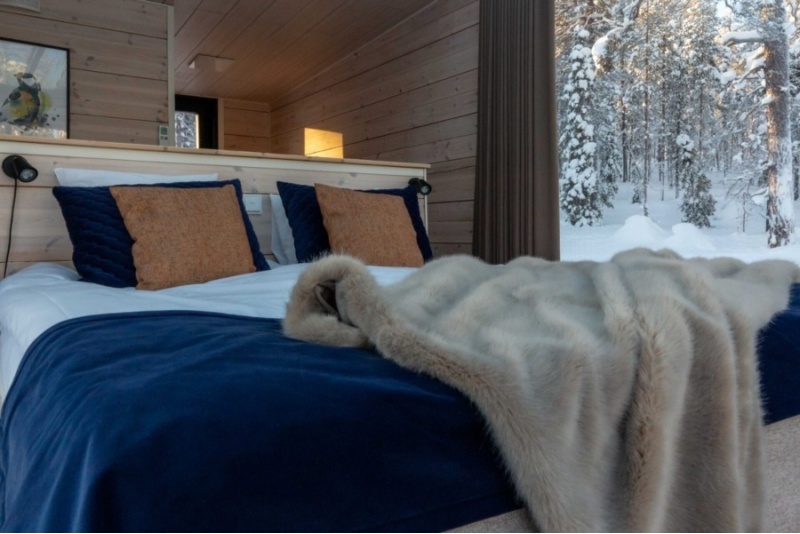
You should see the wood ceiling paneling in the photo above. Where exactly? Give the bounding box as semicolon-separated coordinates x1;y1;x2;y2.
174;0;435;103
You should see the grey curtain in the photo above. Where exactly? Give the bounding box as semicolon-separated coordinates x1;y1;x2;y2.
473;0;560;262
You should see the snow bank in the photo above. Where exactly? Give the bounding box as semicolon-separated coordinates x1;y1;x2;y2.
612;215;670;247
663;223;718;252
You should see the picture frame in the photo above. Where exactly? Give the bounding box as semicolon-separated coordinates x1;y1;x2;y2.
0;37;69;138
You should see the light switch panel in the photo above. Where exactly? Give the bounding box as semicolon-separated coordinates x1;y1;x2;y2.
242;194;262;214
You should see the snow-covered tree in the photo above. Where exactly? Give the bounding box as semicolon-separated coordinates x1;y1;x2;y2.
677;134;716;227
560;22;603;226
175;111;197;148
555;0;799;246
722;0;796;247
594;84;621;208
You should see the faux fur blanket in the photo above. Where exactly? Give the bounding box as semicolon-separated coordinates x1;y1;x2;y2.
283;248;800;532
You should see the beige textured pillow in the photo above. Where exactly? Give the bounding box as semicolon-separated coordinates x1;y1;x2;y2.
315;183;424;267
110;185;256;290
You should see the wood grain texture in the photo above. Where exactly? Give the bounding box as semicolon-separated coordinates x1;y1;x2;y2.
0;0;473;256
223;135;269;153
223;100;270;139
0;0;170;145
270;0;479;256
173;0;433;102
71;71;169;123
70;116;163;145
431;243;471;257
270;27;478;133
0;137;426;277
0;12;168;81
219;99;271;152
271;0;477;108
270;72;477;154
36;0;168;38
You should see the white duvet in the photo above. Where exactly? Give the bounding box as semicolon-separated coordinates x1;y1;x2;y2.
0;262;415;400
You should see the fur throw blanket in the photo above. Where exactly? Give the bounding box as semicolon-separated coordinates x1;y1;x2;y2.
282;248;800;532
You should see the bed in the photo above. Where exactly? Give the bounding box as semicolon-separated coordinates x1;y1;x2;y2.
0;138;799;532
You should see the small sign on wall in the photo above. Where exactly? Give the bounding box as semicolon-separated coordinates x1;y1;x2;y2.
158;124;170;146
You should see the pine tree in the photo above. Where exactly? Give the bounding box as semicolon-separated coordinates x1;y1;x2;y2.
559;20;602;227
723;0;795;247
677;134;715;227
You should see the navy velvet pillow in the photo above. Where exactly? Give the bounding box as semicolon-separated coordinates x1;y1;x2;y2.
277;181;433;263
53;179;269;288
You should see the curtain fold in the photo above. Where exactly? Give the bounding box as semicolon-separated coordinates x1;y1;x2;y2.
473;0;560;262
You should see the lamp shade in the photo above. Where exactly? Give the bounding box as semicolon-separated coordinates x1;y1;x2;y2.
2;155;38;183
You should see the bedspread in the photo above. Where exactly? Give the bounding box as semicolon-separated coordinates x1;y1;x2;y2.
284;248;800;531
0;311;520;532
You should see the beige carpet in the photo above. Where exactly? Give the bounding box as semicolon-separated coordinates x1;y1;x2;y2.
765;415;800;532
449;415;800;532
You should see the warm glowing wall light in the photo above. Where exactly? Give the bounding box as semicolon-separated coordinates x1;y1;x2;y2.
304;128;343;158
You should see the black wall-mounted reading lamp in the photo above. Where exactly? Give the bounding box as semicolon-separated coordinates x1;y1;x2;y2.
3;155;39;278
408;178;432;196
3;155;38;183
409;177;433;232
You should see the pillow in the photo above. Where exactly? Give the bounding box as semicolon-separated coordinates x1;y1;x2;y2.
110;185;256;290
269;194;297;265
54;168;218;187
277;181;432;263
315;184;424;268
52;179;269;288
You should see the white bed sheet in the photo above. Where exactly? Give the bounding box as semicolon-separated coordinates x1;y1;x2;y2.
0;262;415;400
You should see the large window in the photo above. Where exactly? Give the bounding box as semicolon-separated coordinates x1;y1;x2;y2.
556;0;800;263
175;95;218;149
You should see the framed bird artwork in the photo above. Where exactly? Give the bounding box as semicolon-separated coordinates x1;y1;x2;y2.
0;38;68;139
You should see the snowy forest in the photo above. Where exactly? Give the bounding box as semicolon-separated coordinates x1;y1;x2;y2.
556;0;800;248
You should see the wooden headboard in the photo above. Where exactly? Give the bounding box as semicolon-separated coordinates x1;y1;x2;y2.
0;136;429;277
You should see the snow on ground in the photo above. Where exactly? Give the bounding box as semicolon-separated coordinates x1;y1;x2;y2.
560;181;800;265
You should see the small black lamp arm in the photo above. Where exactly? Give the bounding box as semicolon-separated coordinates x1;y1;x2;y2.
3;155;39;278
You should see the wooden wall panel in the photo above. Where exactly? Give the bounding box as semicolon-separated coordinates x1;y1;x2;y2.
270;72;477;154
71;71;168;123
271;0;478;108
222;135;269;153
270;0;479;256
427;157;475;202
174;0;434;103
220;99;270;153
0;0;169;145
0;12;168;80
35;0;167;38
0;137;427;276
270;27;478;134
70;116;163;145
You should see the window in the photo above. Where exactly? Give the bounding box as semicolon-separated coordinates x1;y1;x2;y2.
556;0;800;262
175;95;218;149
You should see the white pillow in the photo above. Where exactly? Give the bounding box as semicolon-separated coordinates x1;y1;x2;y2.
54;168;218;187
269;194;297;265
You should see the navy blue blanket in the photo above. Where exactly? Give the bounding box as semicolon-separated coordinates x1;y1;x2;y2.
3;300;800;533
0;312;520;532
758;284;800;425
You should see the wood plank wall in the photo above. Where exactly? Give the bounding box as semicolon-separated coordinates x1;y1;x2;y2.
0;0;170;145
269;0;478;257
0;137;427;276
219;99;270;153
